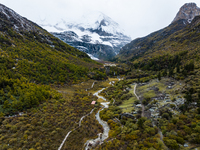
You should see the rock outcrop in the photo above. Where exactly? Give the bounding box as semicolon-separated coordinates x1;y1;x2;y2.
0;3;41;32
172;3;200;23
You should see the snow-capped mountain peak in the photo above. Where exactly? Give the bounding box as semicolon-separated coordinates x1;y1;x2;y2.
74;11;124;35
38;11;125;36
37;11;131;60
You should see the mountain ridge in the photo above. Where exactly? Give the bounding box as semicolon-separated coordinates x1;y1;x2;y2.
0;3;43;33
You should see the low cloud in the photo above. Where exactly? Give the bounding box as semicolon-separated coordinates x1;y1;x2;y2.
1;0;200;39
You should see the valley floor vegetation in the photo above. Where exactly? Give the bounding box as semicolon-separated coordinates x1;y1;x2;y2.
1;58;200;150
1;12;200;150
96;59;200;150
0;80;103;150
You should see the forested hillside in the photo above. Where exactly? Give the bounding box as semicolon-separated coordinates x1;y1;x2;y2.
2;2;200;150
116;19;188;62
0;3;104;116
99;5;200;149
122;15;200;83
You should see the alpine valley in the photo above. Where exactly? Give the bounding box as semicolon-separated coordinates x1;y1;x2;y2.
1;2;200;150
37;12;131;60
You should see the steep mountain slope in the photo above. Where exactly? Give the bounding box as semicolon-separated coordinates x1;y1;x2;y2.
0;3;100;83
116;19;188;61
130;15;200;69
0;3;102;115
117;3;200;62
38;12;131;60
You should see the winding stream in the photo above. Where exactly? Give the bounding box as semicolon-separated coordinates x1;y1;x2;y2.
84;89;110;150
58;78;120;150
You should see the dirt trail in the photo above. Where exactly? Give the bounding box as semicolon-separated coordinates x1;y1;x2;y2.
85;77;121;149
58;109;94;150
133;84;144;117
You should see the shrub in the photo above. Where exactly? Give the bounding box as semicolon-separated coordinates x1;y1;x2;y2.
170;104;176;109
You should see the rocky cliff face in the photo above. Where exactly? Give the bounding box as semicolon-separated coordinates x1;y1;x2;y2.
172;3;200;23
52;31;116;60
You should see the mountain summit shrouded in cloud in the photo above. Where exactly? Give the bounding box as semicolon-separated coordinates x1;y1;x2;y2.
1;0;200;40
38;11;131;60
38;11;125;35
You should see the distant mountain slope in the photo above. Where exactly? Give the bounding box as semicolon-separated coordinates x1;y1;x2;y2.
38;12;131;60
0;3;101;84
116;3;200;62
116;19;188;61
0;3;103;115
131;15;200;67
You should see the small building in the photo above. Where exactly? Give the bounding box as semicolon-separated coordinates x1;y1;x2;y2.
91;101;96;105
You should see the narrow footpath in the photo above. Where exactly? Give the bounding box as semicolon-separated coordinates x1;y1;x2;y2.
58;109;94;150
58;81;96;150
133;84;145;117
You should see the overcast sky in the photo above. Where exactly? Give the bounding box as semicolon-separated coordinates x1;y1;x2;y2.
1;0;200;39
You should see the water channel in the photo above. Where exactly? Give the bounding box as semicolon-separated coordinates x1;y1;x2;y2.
84;88;110;150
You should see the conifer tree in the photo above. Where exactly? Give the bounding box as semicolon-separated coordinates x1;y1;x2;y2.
176;63;180;73
158;71;161;81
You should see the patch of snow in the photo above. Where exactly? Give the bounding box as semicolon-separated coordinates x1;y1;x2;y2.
2;10;10;19
38;11;126;37
87;53;99;60
102;41;113;47
76;46;87;50
188;19;192;23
